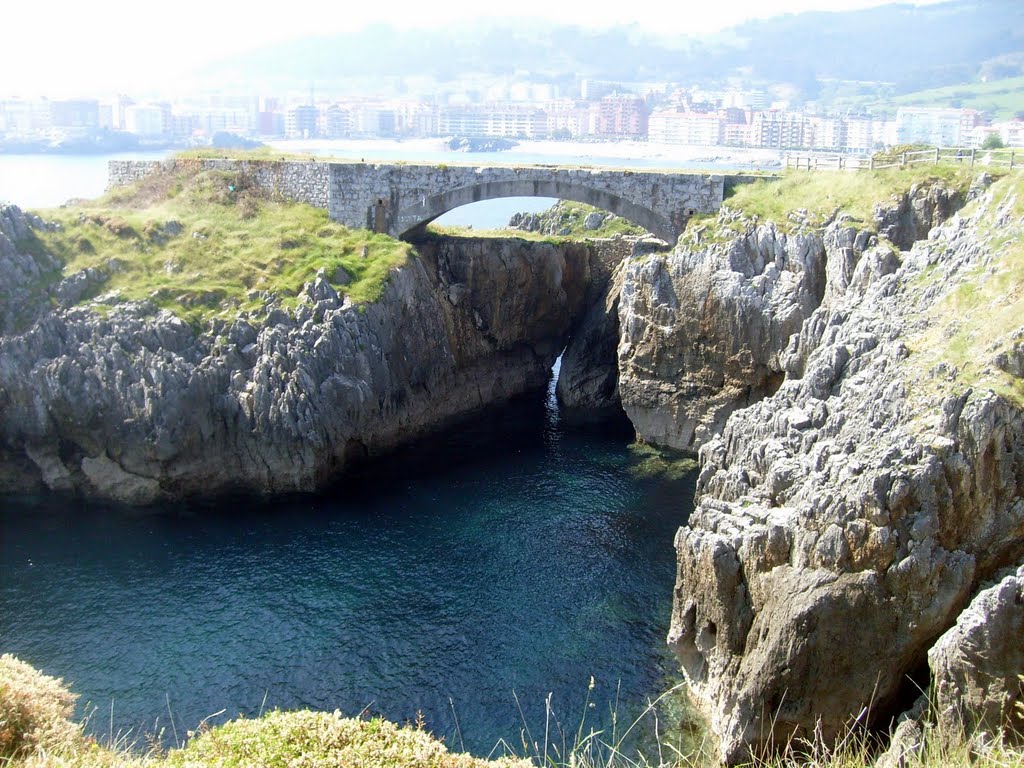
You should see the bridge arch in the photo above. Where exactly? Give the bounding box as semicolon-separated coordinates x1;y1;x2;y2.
394;179;676;243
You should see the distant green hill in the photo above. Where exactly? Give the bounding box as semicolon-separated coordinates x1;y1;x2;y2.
866;76;1024;120
201;0;1024;100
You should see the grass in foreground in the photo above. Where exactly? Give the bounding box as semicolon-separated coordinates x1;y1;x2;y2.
5;653;1024;768
24;166;411;327
165;711;530;768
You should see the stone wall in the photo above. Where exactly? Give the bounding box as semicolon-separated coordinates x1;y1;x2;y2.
108;160;171;188
108;158;329;208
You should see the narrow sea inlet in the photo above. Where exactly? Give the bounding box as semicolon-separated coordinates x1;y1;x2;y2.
0;376;695;755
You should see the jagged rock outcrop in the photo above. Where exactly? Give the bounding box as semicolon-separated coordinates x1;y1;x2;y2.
0;226;615;502
928;565;1024;737
616;183;972;456
616;216;829;452
0;204;61;336
507;200;641;238
660;179;1024;763
873;182;962;250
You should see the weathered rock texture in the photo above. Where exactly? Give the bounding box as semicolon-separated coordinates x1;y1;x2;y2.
928;565;1024;737
657;181;1024;763
556;264;626;410
0;205;61;336
0;215;616;502
554;236;648;412
617;215;826;451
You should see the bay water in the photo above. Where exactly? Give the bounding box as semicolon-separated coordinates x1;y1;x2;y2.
0;373;696;756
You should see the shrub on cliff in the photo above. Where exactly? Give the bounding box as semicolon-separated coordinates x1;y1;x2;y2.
0;654;82;762
167;711;530;768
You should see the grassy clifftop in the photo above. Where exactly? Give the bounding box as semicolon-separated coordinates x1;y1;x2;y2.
23;165;411;327
688;166;1024;410
907;171;1024;408
715;165;992;232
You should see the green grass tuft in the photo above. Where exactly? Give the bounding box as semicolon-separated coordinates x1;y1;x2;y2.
30;167;411;327
0;654;82;763
904;172;1024;409
721;166;991;233
166;711;529;768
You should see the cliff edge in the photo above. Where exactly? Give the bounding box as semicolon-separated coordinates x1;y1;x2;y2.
642;171;1024;762
0;168;620;501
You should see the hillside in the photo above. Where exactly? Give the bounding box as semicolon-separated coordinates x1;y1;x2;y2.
862;75;1024;120
199;0;1024;100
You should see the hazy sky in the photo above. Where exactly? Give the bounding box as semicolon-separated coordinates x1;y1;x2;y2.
5;0;944;97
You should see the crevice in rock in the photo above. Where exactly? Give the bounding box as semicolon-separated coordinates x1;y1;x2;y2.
880;658;933;736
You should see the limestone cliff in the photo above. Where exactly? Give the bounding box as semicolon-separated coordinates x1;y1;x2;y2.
650;176;1024;762
616;216;825;450
0;210;611;502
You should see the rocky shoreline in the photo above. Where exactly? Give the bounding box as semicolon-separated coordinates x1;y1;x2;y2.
0;209;624;502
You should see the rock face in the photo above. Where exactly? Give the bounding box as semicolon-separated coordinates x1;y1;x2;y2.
0;221;615;502
928;565;1024;737
658;180;1024;763
507;200;641;238
616;216;828;451
555;263;625;410
873;182;962;250
616;184;971;456
0;204;61;336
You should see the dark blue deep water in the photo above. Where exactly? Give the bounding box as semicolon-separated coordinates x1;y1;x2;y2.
0;376;695;756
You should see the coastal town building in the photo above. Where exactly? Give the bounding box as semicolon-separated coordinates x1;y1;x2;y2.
0;86;1008;155
123;104;169;137
593;93;648;139
647;109;723;146
895;107;982;147
285;104;319;139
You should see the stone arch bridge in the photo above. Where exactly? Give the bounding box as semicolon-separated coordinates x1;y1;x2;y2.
109;159;748;244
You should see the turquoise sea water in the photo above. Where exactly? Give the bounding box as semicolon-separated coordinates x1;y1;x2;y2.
0;375;695;756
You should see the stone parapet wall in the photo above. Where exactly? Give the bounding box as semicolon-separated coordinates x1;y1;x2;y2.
108;159;329;208
108;160;173;188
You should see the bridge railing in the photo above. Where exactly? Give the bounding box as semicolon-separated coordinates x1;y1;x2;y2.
784;147;1019;172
